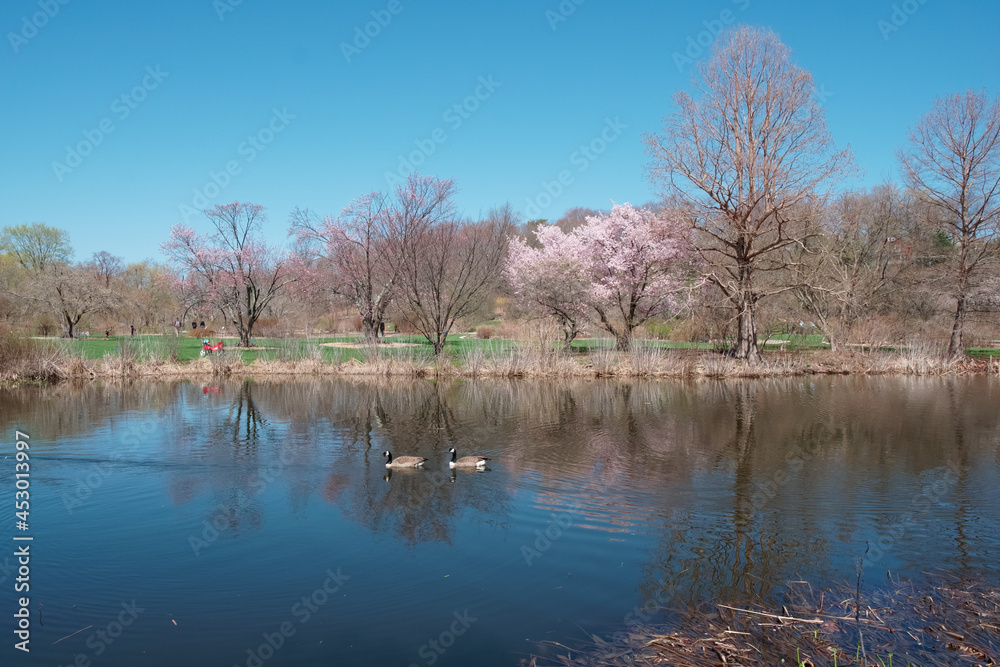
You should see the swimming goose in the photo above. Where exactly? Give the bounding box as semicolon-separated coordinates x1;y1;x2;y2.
383;450;428;468
448;448;489;469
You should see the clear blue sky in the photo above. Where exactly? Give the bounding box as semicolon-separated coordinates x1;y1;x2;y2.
2;0;998;264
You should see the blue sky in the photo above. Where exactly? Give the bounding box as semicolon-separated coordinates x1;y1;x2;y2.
2;0;998;263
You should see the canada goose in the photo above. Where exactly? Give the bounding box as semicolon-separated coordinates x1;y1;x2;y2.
448;448;489;469
383;450;428;468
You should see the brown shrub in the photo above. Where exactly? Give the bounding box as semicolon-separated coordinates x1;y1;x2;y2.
393;313;419;334
0;322;36;367
0;322;67;381
252;318;281;336
494;321;524;339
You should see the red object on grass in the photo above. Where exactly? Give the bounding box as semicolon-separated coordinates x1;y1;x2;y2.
202;341;224;353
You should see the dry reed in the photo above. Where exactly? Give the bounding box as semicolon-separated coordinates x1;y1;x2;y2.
527;574;999;667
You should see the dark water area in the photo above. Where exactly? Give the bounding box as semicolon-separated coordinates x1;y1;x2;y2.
0;376;998;666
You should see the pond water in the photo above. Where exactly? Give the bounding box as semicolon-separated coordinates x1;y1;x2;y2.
1;376;998;666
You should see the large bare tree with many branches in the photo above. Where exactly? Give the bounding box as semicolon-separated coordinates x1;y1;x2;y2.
646;26;853;361
398;205;514;355
289;174;456;343
898;89;1000;357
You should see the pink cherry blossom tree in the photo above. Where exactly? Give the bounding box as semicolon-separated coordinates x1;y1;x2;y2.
582;203;690;350
162;202;293;347
506;203;690;351
289;174;456;343
504;224;590;349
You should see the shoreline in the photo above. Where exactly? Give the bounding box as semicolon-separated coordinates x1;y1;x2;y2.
3;348;998;384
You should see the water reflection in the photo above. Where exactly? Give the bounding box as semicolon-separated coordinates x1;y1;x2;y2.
1;376;999;667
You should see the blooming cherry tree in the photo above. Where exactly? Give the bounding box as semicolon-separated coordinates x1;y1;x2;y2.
504;224;590;348
506;203;689;351
162;202;293;347
582;203;690;350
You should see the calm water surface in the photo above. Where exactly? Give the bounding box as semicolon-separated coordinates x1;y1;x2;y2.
1;376;999;666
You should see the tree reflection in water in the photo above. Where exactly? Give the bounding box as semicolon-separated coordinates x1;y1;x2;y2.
161;378;513;548
7;375;998;614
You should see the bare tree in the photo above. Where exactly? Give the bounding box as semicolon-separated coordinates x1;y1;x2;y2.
0;225;115;337
899;89;1000;357
49;264;111;338
646;26;853;361
163;202;294;347
88;251;125;288
793;186;913;350
289;175;456;343
399;205;515;355
122;261;180;328
6;262;111;338
553;206;600;233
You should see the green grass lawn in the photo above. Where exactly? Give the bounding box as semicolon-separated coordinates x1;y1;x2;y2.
53;333;502;364
49;331;996;365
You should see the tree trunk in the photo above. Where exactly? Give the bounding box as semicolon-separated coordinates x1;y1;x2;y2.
948;293;966;358
595;305;632;351
732;296;762;363
948;252;970;358
62;312;76;339
560;318;579;352
362;316;379;344
432;334;445;356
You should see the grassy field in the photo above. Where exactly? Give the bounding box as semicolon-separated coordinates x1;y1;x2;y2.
47;333;508;364
38;330;1000;366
